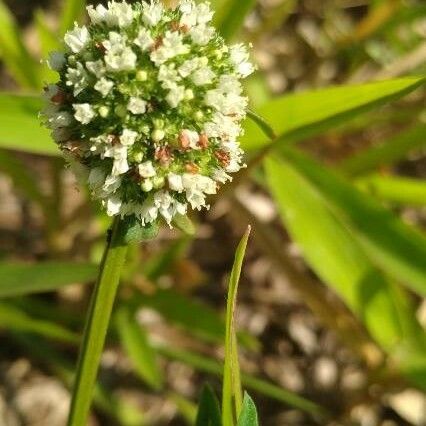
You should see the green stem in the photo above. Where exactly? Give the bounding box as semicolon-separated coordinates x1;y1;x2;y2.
67;217;128;426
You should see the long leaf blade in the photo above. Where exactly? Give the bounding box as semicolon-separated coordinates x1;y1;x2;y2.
242;77;425;150
115;306;164;391
195;384;222;426
279;147;426;297
222;227;251;426
0;262;97;298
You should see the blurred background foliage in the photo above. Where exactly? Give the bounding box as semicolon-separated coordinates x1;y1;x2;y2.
0;0;425;425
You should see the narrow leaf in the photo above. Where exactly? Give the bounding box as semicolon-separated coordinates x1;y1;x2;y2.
237;393;259;426
339;124;426;177
0;262;97;298
115;306;164;391
222;227;251;426
279;147;426;297
0;302;79;343
195;384;222;426
242;77;425;150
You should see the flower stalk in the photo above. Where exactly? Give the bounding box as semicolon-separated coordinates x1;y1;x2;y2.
67;217;128;426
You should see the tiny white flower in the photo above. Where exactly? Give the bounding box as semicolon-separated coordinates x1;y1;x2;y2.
168;174;184;192
138;161;156;178
120;129;138;146
107;1;135;27
105;195;122;216
94;78;114;97
150;31;189;65
192;66;215;86
181;129;199;149
73;103;96;124
142;1;164;26
66;62;89;96
86;60;105;75
64;25;90;53
229;44;255;77
128;97;147;114
134;28;154;51
48;52;66;71
102;174;122;195
190;25;215;45
104;32;137;72
104;144;129;175
87;4;109;24
166;84;185;108
196;3;214;24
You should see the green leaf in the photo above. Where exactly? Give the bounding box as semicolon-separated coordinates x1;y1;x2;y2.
0;302;79;343
339;124;426;177
242;77;426;150
115;306;164;391
278;147;426;297
195;384;222;426
0;1;41;88
35;9;60;58
237;393;259;426
0;262;97;298
0;93;57;155
265;156;404;350
60;0;87;35
265;154;426;387
217;0;257;40
131;289;258;350
356;175;426;206
222;227;251;426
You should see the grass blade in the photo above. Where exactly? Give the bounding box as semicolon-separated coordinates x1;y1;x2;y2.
115;306;164;391
222;226;251;425
339;124;426;177
218;0;257;41
195;384;222;426
279;147;426;297
242;77;426;150
0;262;97;298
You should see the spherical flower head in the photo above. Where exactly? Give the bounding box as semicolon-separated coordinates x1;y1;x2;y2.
41;0;254;227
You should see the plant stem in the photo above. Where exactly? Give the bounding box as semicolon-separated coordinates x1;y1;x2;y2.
67;217;128;426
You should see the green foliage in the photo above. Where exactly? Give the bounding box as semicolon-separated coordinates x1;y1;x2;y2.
196;385;222;426
116;306;164;390
278;147;426;297
0;93;55;155
0;262;97;298
0;0;41;88
222;227;250;425
237;393;259;426
242;77;425;150
60;0;87;35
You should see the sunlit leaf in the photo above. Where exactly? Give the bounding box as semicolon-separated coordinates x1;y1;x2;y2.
237;393;259;426
242;77;425;150
60;0;87;34
217;0;256;41
0;93;57;155
278;147;426;297
222;227;250;425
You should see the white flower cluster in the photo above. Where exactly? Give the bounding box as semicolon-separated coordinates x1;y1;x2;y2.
42;0;254;227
